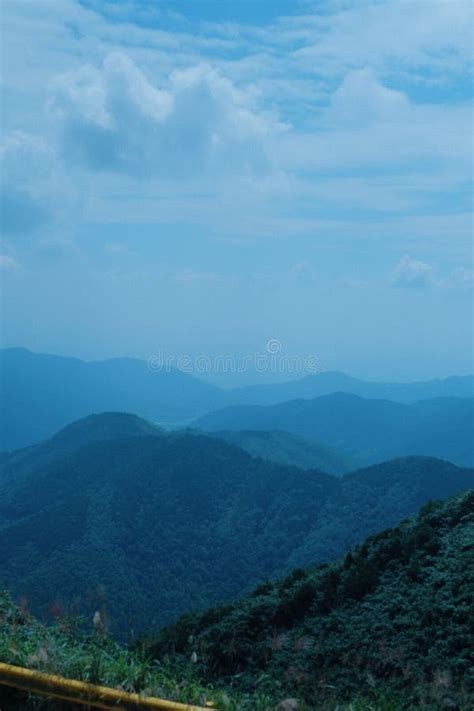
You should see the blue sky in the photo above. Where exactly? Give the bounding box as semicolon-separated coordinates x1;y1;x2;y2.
0;0;472;383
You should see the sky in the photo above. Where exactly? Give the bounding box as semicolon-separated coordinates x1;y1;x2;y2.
0;0;473;384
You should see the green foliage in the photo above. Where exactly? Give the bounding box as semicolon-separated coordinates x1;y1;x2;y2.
145;491;474;709
0;592;409;710
0;413;472;639
1;491;472;709
210;429;353;475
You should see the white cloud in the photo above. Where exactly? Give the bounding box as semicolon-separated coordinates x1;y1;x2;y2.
327;68;409;127
389;255;436;289
447;267;474;291
0;255;19;270
49;52;283;179
389;256;474;292
290;261;318;284
279;69;471;176
342;278;369;289
0;0;471;256
289;0;473;81
168;269;221;284
0;132;60;236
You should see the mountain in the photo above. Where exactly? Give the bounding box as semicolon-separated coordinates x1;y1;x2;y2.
2;492;472;709
0;347;226;450
195;393;474;468
0;413;472;638
230;370;474;406
0;412;163;489
2;347;473;453
148;490;474;709
199;429;353;475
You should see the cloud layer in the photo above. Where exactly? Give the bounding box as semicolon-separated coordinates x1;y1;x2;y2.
0;0;472;379
50;53;281;179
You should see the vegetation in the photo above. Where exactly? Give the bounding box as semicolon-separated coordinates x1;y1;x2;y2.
195;393;474;467
1;491;472;710
0;413;472;639
206;429;353;475
0;591;413;710
145;490;474;709
0;590;268;710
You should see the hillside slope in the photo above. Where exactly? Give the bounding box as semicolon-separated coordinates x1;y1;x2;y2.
149;490;474;708
0;414;472;638
201;429;353;475
195;393;474;467
1;492;472;709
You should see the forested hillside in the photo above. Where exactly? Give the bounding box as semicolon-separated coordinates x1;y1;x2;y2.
2;491;471;710
196;393;474;467
198;429;353;475
0;413;472;638
148;490;474;708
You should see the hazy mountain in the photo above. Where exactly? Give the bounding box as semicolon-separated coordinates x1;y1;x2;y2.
0;412;163;488
150;490;474;708
208;429;353;475
0;413;472;637
230;370;474;406
0;347;226;450
2;347;473;453
196;393;474;467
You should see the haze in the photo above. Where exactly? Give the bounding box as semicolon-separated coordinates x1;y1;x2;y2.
1;0;473;383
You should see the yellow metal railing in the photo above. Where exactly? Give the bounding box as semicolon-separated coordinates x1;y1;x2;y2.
0;662;210;710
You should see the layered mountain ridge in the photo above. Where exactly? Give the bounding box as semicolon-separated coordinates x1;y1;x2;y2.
2;347;473;451
0;412;472;638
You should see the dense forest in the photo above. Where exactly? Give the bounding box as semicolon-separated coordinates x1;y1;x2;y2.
1;490;472;710
194;428;353;475
147;489;474;708
0;413;472;638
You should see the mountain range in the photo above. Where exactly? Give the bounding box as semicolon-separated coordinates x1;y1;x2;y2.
196;392;474;468
2;490;472;709
0;347;225;450
230;369;474;406
0;412;472;638
1;347;473;451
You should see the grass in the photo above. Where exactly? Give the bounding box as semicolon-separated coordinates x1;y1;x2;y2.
0;592;426;710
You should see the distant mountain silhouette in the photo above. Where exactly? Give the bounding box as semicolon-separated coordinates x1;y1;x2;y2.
195;392;474;467
229;369;474;406
0;348;225;450
2;347;473;452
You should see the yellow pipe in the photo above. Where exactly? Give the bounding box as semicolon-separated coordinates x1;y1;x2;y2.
0;662;210;710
